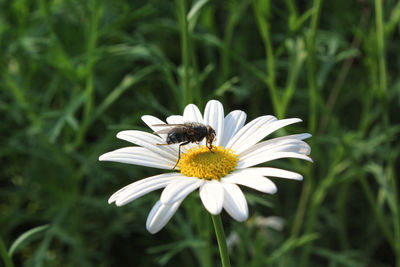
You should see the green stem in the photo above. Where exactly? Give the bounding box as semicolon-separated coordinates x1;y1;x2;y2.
186;196;212;267
73;0;101;149
306;0;322;134
0;236;14;267
293;0;323;236
374;0;387;97
211;214;231;267
252;0;280;117
177;0;191;108
375;2;400;265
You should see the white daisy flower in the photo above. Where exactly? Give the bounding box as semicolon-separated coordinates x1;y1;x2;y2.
99;100;312;234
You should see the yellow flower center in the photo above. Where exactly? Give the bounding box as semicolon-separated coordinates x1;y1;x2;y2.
178;145;239;180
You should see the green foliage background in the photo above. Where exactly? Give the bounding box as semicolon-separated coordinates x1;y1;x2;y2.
1;0;400;266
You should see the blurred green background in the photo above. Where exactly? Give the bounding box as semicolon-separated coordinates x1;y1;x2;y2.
1;0;399;266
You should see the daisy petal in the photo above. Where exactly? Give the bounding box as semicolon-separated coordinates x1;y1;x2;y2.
239;133;312;157
222;170;277;194
203;100;224;147
220;110;247;148
237;151;313;169
183;104;203;123
117;130;177;160
99;147;174;169
245;167;303;180
108;173;183;206
199;180;224;215
141;115;166;135
160;177;204;204
240;139;311;161
222;183;248;222
226;115;276;150
233;118;302;154
146;200;182;234
167;115;185;124
141;115;170;140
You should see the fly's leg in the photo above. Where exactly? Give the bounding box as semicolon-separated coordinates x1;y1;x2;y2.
173;141;190;170
207;142;214;152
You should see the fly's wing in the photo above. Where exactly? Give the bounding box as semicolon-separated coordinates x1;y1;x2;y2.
153;128;173;134
152;124;191;135
152;124;187;127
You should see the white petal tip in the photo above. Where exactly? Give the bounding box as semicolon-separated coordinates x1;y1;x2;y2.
116;132;125;139
115;199;128;206
146;226;160;234
141;115;149;120
206;208;223;215
205;202;223;214
269;188;278;194
235;215;248;222
98;153;116;161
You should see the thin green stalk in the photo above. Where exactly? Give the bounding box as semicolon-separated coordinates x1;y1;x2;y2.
252;0;280;117
264;23;279;117
220;1;247;85
358;171;395;248
186;196;212;267
374;0;387;97
73;0;102;149
292;0;322;239
281;39;306;117
300;148;343;267
306;0;322;134
295;1;322;265
336;182;350;250
285;0;298;20
0;236;14;267
375;1;399;264
177;0;191;108
211;214;231;267
387;162;400;267
220;11;236;84
290;170;312;237
3;72;41;129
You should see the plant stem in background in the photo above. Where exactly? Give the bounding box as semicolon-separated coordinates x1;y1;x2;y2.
296;1;323;266
375;1;400;265
0;236;14;267
177;0;191;108
211;215;231;267
291;0;323;238
374;0;387;98
73;0;102;149
252;0;280;118
306;0;322;134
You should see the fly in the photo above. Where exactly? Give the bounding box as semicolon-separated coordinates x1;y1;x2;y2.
153;122;216;169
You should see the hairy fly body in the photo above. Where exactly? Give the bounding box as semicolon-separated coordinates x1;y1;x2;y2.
153;122;216;169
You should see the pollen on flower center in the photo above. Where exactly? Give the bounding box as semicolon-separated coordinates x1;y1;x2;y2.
178;145;238;180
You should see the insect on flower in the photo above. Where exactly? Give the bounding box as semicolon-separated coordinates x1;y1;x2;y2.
100;100;312;234
153;122;216;169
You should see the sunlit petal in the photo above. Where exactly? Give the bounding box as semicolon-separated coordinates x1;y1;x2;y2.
200;180;224;215
203;100;224;146
222;183;248;222
146;200;182;234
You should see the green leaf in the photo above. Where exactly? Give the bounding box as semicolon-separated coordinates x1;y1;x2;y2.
8;225;50;257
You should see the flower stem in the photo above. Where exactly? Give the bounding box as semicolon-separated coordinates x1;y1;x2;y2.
211;214;231;267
